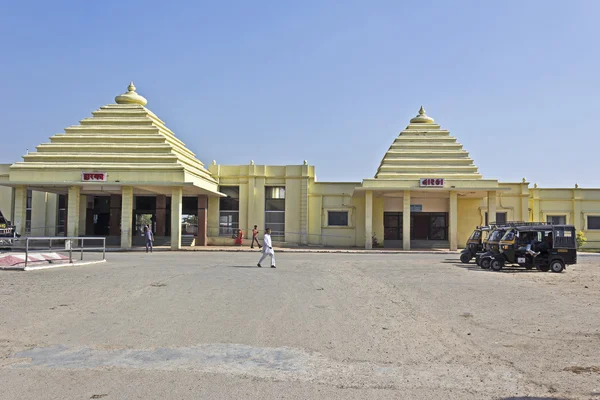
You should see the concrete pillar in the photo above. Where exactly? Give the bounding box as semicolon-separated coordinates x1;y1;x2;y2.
67;186;81;237
403;190;411;250
13;185;27;236
120;186;133;249
195;195;207;246
365;190;373;249
78;195;87;236
171;187;183;250
156;195;167;236
449;191;458;251
109;194;121;236
487;191;497;225
573;188;582;231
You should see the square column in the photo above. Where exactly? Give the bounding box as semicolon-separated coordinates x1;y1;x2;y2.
67;186;81;237
78;195;87;236
171;187;183;250
403;190;411;250
449;191;458;251
487;191;497;225
120;186;133;249
156;195;167;236
365;190;373;249
195;195;207;246
13;185;27;236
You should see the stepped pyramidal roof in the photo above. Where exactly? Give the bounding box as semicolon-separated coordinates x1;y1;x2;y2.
374;107;482;180
10;83;218;193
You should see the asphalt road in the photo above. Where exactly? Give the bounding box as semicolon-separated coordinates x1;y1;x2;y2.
1;251;599;399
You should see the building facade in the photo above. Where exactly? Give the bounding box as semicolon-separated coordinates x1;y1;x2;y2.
1;84;599;250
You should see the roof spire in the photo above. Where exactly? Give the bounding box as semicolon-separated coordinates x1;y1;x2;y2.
115;81;148;106
410;106;434;124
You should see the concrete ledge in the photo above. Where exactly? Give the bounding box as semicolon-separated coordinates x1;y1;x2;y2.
12;259;107;271
104;246;459;255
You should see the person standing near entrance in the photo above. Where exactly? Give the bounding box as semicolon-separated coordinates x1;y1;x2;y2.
251;225;262;249
257;228;275;268
145;224;154;253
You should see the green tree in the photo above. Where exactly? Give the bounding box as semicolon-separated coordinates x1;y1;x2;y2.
576;230;587;250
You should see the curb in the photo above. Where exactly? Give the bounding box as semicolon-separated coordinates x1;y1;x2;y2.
23;259;107;271
103;247;459;255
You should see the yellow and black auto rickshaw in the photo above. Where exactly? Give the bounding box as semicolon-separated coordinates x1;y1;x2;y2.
477;226;509;269
490;224;576;273
460;225;490;263
0;209;19;248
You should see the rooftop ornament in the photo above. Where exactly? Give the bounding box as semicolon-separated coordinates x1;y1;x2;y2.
115;82;148;106
409;106;435;124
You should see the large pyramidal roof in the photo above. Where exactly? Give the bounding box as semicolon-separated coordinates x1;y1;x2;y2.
374;107;482;180
10;83;218;194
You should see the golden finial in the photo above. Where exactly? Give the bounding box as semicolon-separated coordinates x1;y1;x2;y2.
410;106;434;124
115;81;147;106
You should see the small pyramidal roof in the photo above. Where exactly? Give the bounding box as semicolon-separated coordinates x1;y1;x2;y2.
374;107;482;180
11;83;216;188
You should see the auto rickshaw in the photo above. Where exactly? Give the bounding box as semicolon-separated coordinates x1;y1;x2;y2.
0;209;19;248
477;226;509;269
460;225;490;263
491;224;576;273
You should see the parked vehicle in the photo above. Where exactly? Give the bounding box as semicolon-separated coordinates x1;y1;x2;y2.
477;226;509;269
460;225;490;263
0;209;19;248
491;224;576;273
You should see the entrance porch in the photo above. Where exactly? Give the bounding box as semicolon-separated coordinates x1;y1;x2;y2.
361;188;503;251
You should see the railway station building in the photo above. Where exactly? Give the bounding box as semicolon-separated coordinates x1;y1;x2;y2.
1;83;599;250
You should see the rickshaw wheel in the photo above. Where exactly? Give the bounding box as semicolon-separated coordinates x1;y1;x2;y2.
490;259;503;271
550;260;565;273
460;253;471;264
480;258;491;269
538;264;550;272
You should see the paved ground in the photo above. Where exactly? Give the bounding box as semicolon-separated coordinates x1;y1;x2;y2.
1;252;599;400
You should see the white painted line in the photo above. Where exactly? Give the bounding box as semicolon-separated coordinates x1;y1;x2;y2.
24;259;107;271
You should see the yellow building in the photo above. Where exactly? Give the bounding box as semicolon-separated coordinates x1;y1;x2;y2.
1;84;600;250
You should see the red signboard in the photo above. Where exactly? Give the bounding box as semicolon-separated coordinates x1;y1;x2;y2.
420;178;444;187
82;172;107;182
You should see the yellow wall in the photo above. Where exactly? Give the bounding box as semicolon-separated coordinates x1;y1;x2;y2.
457;198;481;247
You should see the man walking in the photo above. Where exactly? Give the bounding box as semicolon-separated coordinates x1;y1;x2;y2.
145;224;154;253
257;228;275;268
251;225;262;249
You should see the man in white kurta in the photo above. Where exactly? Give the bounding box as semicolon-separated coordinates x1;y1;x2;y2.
257;228;276;268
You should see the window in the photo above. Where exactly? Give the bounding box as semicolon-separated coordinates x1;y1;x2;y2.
265;186;285;240
25;190;32;234
328;211;348;226
547;215;566;225
57;194;67;236
219;186;239;236
588;216;600;230
485;212;507;225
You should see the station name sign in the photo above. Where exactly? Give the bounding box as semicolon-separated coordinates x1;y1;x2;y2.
82;172;107;182
419;178;444;187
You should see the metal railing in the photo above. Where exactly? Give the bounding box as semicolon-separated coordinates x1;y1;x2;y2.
22;236;106;269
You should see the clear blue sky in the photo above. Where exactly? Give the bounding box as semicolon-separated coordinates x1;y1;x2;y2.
1;1;598;187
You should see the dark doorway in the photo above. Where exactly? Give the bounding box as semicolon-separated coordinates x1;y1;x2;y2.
410;212;448;240
384;212;403;240
412;215;429;239
92;196;111;236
